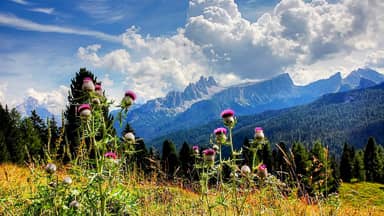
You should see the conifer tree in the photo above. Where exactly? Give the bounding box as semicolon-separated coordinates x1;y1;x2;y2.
161;140;179;179
5;108;25;163
30;110;48;145
0;104;11;162
364;137;377;181
291;142;309;176
353;150;365;181
340;143;354;182
179;142;193;179
64;68;114;160
309;141;337;196
20;118;43;161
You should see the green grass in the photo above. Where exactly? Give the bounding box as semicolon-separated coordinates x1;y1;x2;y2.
340;182;384;210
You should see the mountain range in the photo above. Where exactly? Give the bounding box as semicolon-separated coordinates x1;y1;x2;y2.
149;81;384;155
119;68;384;142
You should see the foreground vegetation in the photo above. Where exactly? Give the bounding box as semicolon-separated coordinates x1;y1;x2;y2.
0;163;383;215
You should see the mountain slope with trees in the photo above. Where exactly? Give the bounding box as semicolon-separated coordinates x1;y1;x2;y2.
149;82;384;155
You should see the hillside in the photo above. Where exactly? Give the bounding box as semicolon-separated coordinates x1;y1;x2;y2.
149;82;384;154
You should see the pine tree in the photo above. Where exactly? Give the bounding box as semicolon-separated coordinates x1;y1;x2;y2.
340;143;354;182
374;145;384;183
307;141;337;196
30;110;48;145
178;142;193;179
364;137;377;181
0;104;11;162
20;118;43;161
353;150;365;181
64;68;114;160
161;140;179;179
291;142;309;176
5;108;25;163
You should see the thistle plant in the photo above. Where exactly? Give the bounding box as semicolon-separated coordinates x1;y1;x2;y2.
23;71;139;215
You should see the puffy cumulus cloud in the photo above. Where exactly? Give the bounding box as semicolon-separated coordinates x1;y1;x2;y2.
186;0;384;80
26;85;69;115
78;0;384;100
78;28;209;101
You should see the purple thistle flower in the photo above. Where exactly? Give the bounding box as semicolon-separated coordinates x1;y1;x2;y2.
220;109;236;127
82;77;95;91
125;90;137;101
104;152;117;160
203;148;216;156
214;127;227;135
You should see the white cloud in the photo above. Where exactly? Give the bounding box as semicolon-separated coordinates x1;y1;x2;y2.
77;0;126;23
78;0;384;101
78;28;209;101
0;82;8;105
365;50;384;68
0;13;120;42
26;85;69;115
9;0;29;5
29;8;55;15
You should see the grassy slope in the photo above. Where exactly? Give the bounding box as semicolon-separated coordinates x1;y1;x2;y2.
1;164;383;215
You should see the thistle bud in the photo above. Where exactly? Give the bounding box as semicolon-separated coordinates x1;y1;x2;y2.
78;104;92;120
124;132;135;144
202;148;216;163
192;145;199;155
214;127;227;144
95;84;103;96
121;90;136;109
69;200;80;209
254;127;264;140
82;77;95;92
63;176;73;185
212;144;220;152
241;165;251;175
45;163;57;174
257;164;268;178
220;109;235;128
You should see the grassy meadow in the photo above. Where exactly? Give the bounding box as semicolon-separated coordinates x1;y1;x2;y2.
0;163;383;215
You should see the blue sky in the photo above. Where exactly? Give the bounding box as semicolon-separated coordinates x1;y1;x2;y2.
0;0;383;114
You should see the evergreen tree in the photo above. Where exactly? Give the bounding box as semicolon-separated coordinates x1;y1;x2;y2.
291;142;309;176
178;142;193;179
64;68;114;160
308;141;337;196
364;137;377;181
353;150;365;181
5;108;25;163
340;143;355;182
0;104;11;162
48;116;60;154
133;139;148;171
20;118;43;161
260;140;273;170
161;140;179;179
374;145;384;183
0;130;10;162
30;110;48;145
